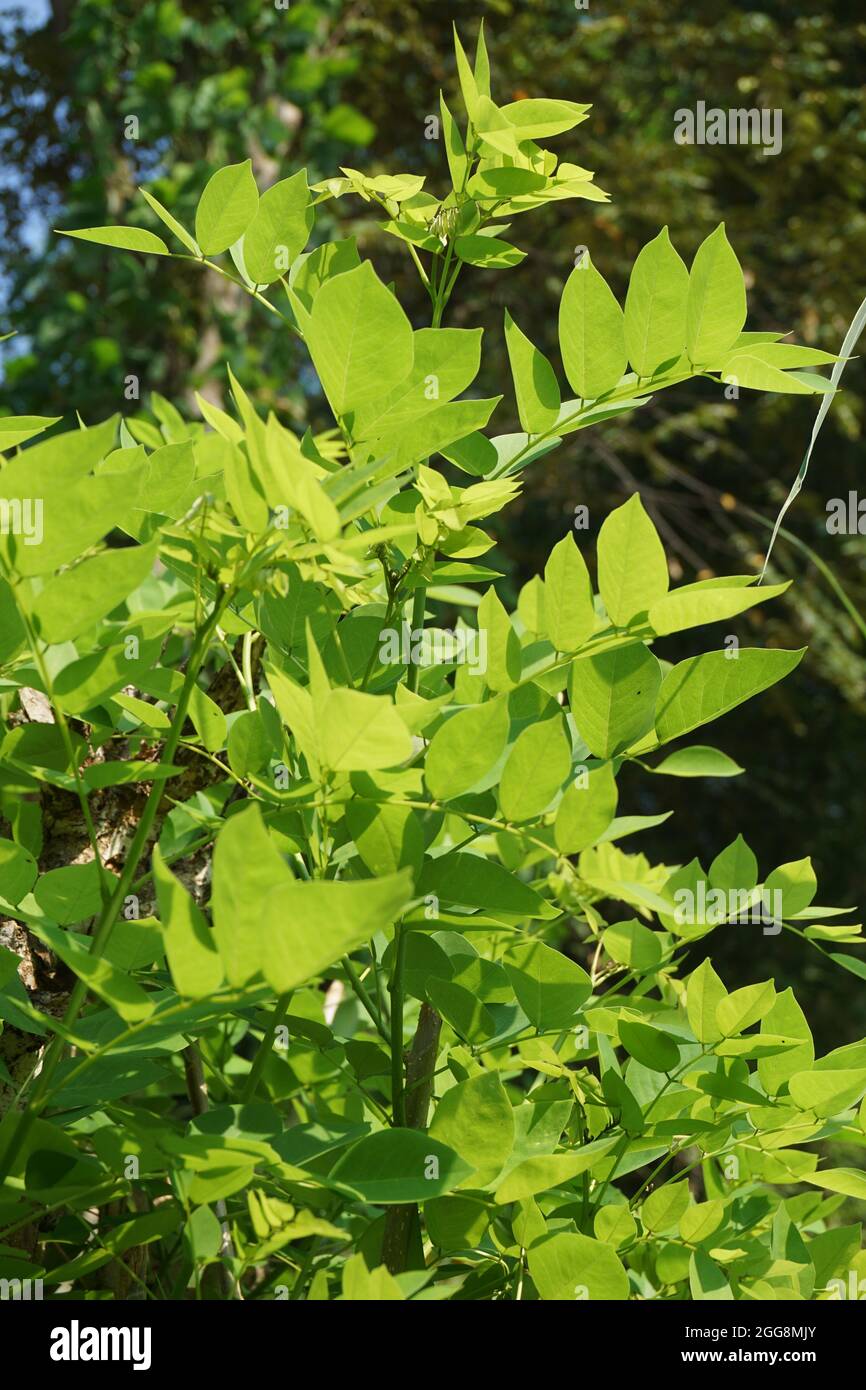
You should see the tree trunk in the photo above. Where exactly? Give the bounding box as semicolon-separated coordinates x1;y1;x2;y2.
380;1003;442;1274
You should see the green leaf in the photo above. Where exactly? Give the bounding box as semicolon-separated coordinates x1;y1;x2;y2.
642;1181;690;1233
619;1020;679;1072
829;953;866;981
424;696;509;801
187;684;227;753
210;803;296;986
716;342;839;372
453;24;481;121
651;746;744;779
679;1200;724;1245
153;847;223;1000
352;327;482;441
709;834;758;893
714;352;825;395
30;921;153;1023
345;800;424;877
624;227;689;378
425;1194;490;1253
319;688;412;772
227;709;271;777
498;98;591;142
654;648;805;745
194;159;259;256
242;171;313;284
601;918;662;971
439;94;468;190
788;1068;866;1118
59;225;169;256
329;1129;473;1203
802;1168;866;1201
568;642;662;758
7;470;143;579
429;1072;514;1185
0;838;38;905
685;223;746;364
342;1254;404;1301
504;310;561;434
648;579;789;637
554;762;619;854
499;714;571;822
33;541;157;643
0;415;61;451
689;1248;734;1300
716;980;776;1036
290;237;361;310
418;853;556;919
528;1231;629;1301
598;494;669;627
52;638;160;717
594;1204;637;1248
33;863;104;924
467;165;546;199
262;416;341;541
426;977;496;1044
473;20;491;94
504;937;591;1030
304;261;414;418
756;992;814;1098
260;871;414;993
139;187;200;254
559;256;627;400
495;1144;616;1203
543;534;595;652
764;858;817;917
687;959;727;1044
455;235;525;269
471;587;521;691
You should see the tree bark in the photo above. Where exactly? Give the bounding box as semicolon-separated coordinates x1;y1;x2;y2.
380;1003;442;1274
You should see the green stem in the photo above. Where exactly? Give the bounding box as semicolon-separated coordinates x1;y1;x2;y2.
341;956;391;1045
405;585;427;693
389;923;407;1127
173;253;299;332
242;991;293;1102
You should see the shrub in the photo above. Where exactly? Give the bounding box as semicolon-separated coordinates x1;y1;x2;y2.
0;27;863;1303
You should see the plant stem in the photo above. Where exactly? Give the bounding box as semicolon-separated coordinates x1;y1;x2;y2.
182;1042;241;1299
341;956;390;1045
389;922;408;1127
405;584;426;693
381;1001;442;1274
242;991;293;1102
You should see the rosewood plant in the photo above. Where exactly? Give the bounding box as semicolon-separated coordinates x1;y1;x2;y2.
0;27;863;1302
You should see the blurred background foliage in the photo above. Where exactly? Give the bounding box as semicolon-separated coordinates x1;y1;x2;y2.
1;0;865;1045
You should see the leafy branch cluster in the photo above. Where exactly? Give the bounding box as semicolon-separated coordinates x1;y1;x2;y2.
0;26;862;1303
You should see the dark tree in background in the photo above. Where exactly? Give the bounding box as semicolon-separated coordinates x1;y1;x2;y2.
1;0;865;1042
